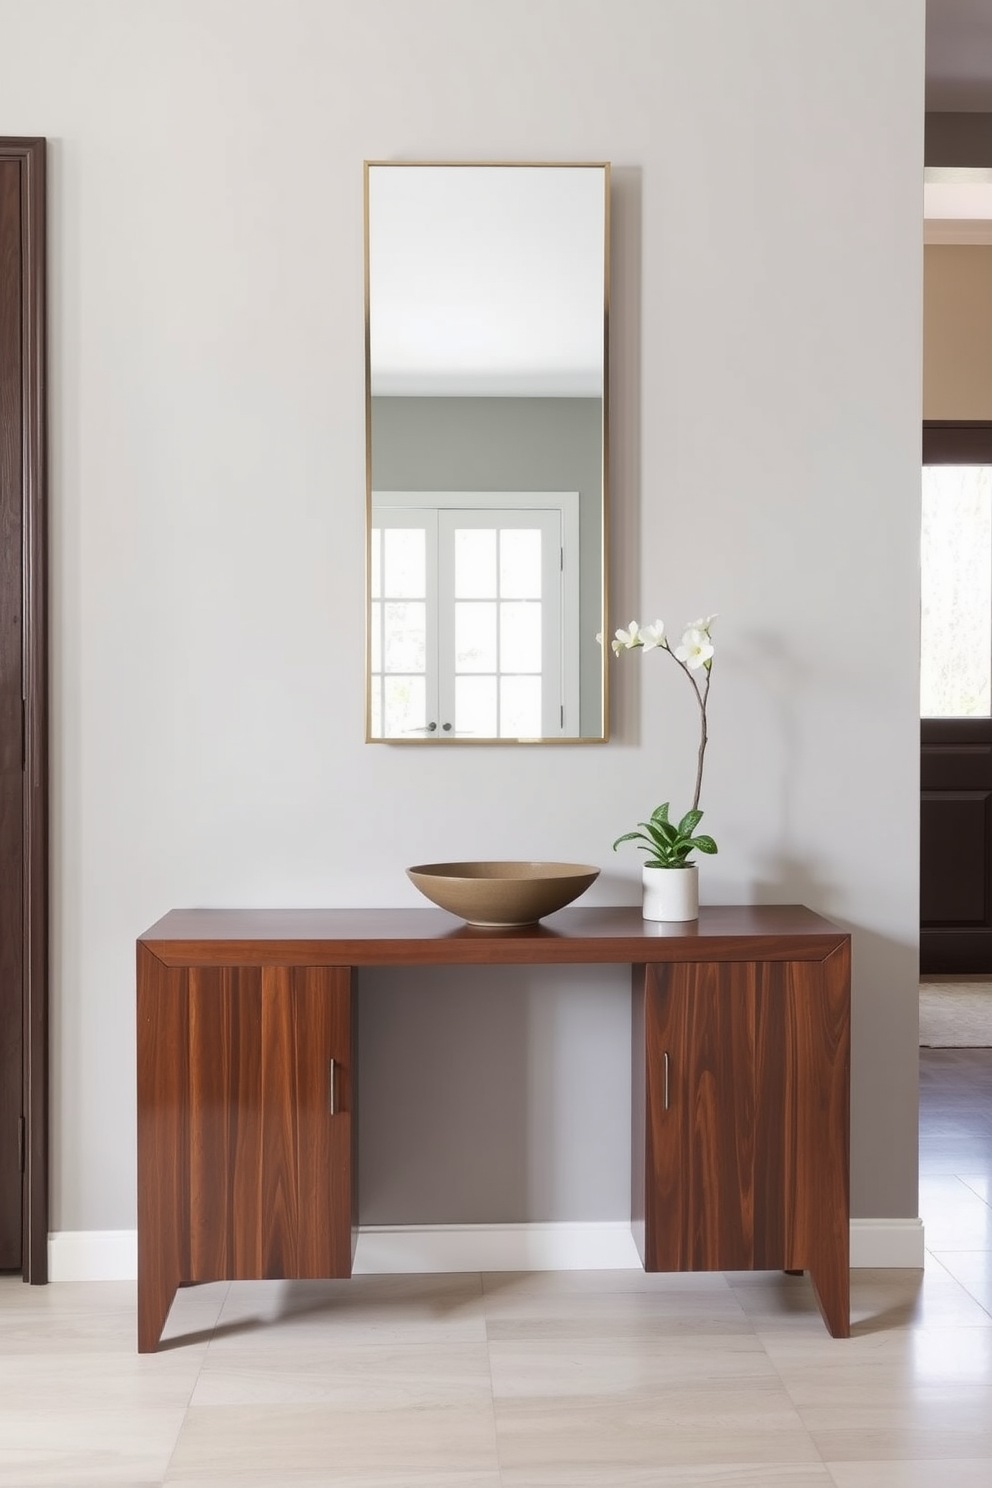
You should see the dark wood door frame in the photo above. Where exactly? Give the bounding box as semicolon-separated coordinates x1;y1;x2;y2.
0;137;48;1282
920;420;992;975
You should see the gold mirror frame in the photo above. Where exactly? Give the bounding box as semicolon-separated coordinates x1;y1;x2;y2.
364;160;610;744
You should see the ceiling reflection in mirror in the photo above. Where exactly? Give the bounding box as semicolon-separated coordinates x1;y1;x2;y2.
364;162;610;743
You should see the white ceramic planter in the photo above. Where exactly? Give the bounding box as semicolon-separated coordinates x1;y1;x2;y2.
641;864;699;922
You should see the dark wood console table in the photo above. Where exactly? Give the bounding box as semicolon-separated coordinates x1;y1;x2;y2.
136;904;850;1351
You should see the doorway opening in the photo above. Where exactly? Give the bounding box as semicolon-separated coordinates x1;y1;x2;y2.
921;422;992;977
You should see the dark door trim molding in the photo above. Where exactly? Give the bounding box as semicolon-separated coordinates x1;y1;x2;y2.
1;137;48;1282
923;420;992;463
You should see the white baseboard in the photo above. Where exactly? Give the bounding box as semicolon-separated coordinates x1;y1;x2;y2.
353;1222;642;1273
47;1217;927;1283
49;1229;138;1281
849;1217;925;1268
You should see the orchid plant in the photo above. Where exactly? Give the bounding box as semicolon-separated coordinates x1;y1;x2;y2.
608;616;719;870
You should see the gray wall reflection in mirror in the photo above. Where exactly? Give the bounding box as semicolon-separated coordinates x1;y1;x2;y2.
364;162;610;743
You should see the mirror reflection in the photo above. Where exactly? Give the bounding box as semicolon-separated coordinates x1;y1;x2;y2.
365;162;610;742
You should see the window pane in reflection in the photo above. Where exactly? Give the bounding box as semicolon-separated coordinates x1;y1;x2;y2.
501;602;541;672
455;601;497;672
455;675;497;737
921;465;992;718
383;528;426;599
370;602;382;673
383;601;426;672
501;676;542;737
384;676;426;735
455;529;496;598
500;529;542;598
370;529;381;600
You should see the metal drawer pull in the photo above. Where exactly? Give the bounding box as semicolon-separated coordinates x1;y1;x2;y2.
663;1050;670;1111
329;1058;337;1115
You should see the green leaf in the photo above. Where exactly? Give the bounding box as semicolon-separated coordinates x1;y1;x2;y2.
650;802;671;824
612;830;651;851
692;834;718;855
640;818;676;845
678;809;703;836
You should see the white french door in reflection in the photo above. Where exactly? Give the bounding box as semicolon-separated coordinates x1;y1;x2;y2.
370;492;579;739
369;512;439;739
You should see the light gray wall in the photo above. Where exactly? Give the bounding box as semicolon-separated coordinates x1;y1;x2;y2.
0;0;924;1236
371;395;604;737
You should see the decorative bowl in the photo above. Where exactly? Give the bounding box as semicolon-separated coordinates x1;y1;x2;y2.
406;860;600;927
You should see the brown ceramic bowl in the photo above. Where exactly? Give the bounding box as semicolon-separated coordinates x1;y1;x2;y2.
406;860;600;927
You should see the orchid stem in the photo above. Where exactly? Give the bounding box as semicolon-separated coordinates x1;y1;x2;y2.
667;647;710;813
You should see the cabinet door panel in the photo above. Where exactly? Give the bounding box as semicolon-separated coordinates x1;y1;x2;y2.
187;965;352;1282
640;954;849;1318
644;962;760;1270
188;966;264;1278
291;966;354;1277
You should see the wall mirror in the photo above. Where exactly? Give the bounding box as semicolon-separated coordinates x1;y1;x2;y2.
364;161;610;743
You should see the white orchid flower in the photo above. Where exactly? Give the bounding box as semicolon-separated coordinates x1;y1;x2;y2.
609;601;716;857
614;622;644;651
675;626;715;670
608;605;718;857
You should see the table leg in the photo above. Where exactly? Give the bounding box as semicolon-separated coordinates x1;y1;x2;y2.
137;946;190;1352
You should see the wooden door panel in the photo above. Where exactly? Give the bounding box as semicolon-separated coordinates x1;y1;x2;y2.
921;719;992;970
188;967;264;1279
922;738;992;790
0;157;23;1271
258;967;299;1277
749;967;789;1267
639;963;687;1269
292;966;354;1277
643;962;759;1272
921;790;991;923
682;965;758;1269
640;952;850;1313
187;965;353;1283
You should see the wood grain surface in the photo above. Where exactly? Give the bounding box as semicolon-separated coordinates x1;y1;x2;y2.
136;944;191;1353
137;949;354;1350
187;965;353;1283
0;136;47;1283
139;905;847;967
137;907;850;1350
637;950;850;1337
0;156;23;1273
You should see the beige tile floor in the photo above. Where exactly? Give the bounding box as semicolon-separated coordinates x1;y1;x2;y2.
1;1046;991;1486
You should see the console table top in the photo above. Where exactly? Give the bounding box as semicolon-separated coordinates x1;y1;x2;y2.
138;904;848;968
